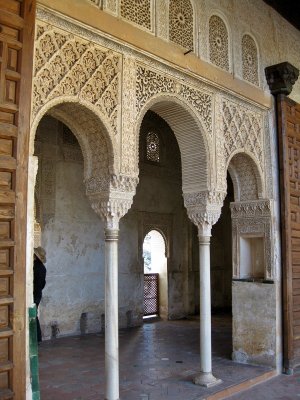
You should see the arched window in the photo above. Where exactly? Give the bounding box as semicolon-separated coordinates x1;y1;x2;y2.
242;34;259;86
209;15;229;71
146;131;160;163
169;0;194;50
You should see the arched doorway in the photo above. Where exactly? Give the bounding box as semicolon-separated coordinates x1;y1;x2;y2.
143;230;168;319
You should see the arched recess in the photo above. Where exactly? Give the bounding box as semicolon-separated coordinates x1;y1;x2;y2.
227;152;264;201
30;98;117;194
208;13;231;72
135;94;211;195
241;33;259;87
169;0;194;51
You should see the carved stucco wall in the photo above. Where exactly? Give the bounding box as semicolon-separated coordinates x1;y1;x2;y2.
31;20;123;196
87;0;300;101
32;7;269;215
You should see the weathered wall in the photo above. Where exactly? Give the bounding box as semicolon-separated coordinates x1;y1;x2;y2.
232;281;277;367
35;116;105;338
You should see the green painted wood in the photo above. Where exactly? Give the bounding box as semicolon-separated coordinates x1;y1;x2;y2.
29;306;40;400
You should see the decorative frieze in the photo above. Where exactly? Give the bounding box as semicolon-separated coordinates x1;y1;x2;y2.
230;199;271;219
121;56;138;175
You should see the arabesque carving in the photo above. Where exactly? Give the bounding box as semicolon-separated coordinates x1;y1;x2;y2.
33;22;122;135
120;0;152;31
222;99;264;165
169;0;194;50
242;34;259;86
209;15;229;71
122;56;138;175
136;65;212;134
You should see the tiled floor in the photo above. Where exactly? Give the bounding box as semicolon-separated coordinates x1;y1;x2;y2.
38;315;296;400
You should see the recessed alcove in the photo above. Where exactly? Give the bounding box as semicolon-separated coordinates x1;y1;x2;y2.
239;236;264;279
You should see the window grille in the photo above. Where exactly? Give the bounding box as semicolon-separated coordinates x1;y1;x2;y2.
146;131;160;162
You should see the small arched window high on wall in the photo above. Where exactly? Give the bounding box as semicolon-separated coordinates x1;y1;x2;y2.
169;0;194;51
209;15;229;71
146;131;160;163
242;34;259;86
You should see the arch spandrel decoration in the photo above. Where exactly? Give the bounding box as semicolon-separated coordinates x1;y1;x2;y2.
32;20;141;215
169;0;194;50
217;96;265;194
242;34;259;86
209;15;229;71
33;21;122;144
135;64;214;195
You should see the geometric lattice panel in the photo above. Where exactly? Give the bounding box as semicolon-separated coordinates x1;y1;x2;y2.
144;274;159;316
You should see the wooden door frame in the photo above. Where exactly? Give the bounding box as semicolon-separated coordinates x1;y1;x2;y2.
0;0;36;397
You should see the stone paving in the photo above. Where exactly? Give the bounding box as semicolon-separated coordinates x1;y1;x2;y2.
38;315;297;399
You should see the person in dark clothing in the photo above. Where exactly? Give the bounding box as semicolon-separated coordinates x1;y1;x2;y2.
33;247;47;343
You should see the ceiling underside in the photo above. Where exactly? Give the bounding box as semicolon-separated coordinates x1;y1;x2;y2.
263;0;300;30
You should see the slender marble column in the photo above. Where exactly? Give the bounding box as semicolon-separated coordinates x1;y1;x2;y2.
194;232;222;387
105;228;119;400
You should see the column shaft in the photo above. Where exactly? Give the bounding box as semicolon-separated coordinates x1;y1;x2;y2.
199;236;212;373
105;228;119;400
194;234;221;387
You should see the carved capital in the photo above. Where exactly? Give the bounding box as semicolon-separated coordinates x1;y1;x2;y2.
265;62;299;96
86;174;137;228
88;192;134;229
184;190;225;235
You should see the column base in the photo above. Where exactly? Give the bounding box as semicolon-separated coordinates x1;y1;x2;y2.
193;372;222;387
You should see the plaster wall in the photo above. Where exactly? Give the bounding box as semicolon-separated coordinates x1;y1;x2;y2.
35;117;105;338
232;281;277;367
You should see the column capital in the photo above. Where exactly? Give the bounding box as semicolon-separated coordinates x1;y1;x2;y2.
86;174;138;229
265;62;299;96
183;190;225;236
88;192;134;229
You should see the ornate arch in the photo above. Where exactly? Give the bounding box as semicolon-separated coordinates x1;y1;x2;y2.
135;93;212;195
30;98;117;196
227;151;264;201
